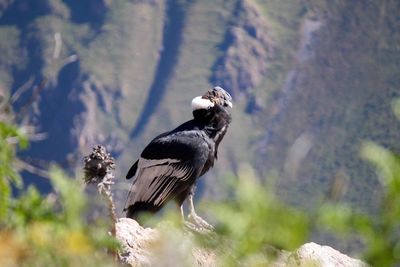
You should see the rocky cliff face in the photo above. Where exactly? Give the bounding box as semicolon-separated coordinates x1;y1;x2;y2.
1;0;400;254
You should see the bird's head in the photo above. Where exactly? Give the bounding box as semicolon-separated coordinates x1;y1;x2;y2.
191;86;233;111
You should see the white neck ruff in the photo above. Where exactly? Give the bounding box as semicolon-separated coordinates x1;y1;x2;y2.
191;96;214;110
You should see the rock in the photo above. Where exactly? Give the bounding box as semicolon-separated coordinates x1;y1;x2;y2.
286;242;368;267
115;218;217;267
116;218;160;266
116;218;367;267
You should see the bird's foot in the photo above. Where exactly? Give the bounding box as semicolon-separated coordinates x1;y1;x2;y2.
187;213;214;231
184;221;213;234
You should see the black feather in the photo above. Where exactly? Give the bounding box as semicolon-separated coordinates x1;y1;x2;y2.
126;160;138;179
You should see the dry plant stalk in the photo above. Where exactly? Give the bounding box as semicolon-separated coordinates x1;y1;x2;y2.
83;145;117;236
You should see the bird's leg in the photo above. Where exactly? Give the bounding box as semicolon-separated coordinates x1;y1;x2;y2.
177;186;213;232
176;193;197;230
177;197;199;232
187;191;214;231
180;204;185;221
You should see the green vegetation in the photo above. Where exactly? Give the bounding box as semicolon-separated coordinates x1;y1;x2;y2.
210;172;310;266
207;142;400;266
0;104;117;266
314;140;400;266
0;120;27;221
2;169;118;267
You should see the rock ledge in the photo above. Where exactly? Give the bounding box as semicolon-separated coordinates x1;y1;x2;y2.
116;218;367;267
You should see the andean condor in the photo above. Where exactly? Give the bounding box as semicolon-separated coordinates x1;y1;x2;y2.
124;86;232;229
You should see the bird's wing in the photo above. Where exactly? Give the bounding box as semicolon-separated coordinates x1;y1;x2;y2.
125;132;210;209
126;158;195;207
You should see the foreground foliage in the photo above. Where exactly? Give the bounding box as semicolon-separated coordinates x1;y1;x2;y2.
0;121;27;222
0;168;118;266
208;166;309;266
203;140;400;266
0;119;118;266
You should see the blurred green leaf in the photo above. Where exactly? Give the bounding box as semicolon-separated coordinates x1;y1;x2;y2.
392;98;400;120
317;203;353;234
0;120;28;223
11;186;56;227
0;177;11;222
360;141;400;187
49;167;85;229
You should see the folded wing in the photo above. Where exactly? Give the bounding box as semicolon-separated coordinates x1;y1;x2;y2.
124;132;210;211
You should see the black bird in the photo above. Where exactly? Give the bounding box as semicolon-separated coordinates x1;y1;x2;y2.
124;86;232;229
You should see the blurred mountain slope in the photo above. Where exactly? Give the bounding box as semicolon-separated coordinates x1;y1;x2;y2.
257;0;400;212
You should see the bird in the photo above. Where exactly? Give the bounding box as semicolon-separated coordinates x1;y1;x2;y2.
124;86;232;230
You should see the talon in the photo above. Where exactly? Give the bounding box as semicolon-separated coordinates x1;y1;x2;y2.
188;213;214;231
184;220;213;234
